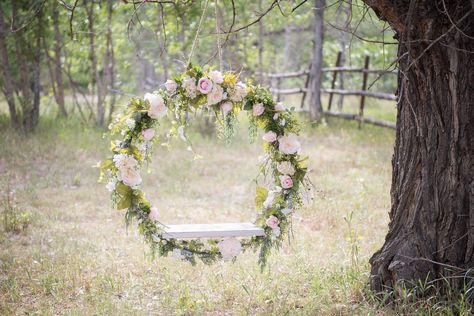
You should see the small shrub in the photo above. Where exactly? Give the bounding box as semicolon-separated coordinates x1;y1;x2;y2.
2;206;31;234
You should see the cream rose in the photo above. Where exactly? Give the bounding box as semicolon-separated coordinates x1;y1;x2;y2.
262;131;277;142
220;101;233;115
278;133;301;155
209;70;224;84
125;118;136;129
145;93;167;118
252;103;265;116
207;84;224;105
120;167;142;187
279;175;293;189
164;79;178;93
266;215;280;229
277;161;295;175
142;128;155;141
218;238;242;260
198;78;213;94
149;207;159;221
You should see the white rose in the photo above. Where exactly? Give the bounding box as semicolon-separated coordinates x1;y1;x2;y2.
278;133;301;155
209;70;224;84
164;79;178;93
145;93;167;118
218;238;242;261
277;161;295;175
207;84;224;105
262;131;277;142
120;167;142;188
149;207;159;221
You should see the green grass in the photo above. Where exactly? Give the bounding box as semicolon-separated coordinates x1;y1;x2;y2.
0;109;467;315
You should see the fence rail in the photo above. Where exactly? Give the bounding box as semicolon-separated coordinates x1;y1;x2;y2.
265;52;398;129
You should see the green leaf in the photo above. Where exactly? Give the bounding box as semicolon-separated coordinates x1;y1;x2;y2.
116;182;132;196
117;195;132;210
255;186;268;209
100;159;114;170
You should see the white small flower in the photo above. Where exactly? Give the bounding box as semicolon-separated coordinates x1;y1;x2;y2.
106;178;117;192
263;191;276;209
209;70;224;84
277;161;296;176
125;118;135;129
218;238;242;261
280;119;286;126
273;113;280;120
272;227;281;239
113;154;138;170
252;103;265;116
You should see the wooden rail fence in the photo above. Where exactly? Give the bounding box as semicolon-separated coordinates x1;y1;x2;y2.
264;52;398;129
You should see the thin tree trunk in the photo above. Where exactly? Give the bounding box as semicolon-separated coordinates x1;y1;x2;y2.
52;2;67;117
106;0;117;124
86;1;104;126
362;0;474;292
258;0;264;83
0;8;19;128
336;0;351;110
31;7;42;130
309;0;325;122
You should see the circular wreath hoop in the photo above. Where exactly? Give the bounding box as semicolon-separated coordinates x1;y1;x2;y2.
99;65;310;267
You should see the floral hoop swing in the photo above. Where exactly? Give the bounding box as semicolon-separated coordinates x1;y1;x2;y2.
99;65;310;267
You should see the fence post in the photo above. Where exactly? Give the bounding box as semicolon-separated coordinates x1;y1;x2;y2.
359;55;370;128
327;51;342;111
300;64;312;108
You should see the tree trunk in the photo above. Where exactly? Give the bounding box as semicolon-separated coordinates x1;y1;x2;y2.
363;0;474;292
257;0;264;83
86;1;104;127
52;2;67;117
336;0;350;110
309;0;325;122
31;7;42;130
0;8;19;128
106;0;117;124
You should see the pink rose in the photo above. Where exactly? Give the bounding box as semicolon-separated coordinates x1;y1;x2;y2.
142;128;155;141
278;133;301;155
145;93;167;119
198;78;213;94
266;215;280;229
220;101;233;115
207;84;224;105
252;103;265;116
262;131;277;142
209;70;224;84
280;175;293;189
149;207;159;221
164;79;178;93
274;103;285;111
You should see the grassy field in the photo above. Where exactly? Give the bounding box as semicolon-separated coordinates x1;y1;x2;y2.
0;109;399;315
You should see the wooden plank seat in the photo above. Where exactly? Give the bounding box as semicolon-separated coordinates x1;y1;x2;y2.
162;222;265;239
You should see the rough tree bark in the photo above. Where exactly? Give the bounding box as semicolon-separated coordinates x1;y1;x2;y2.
309;0;325;122
362;0;474;292
0;8;19;127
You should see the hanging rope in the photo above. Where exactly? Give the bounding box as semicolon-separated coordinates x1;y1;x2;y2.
214;0;223;71
187;0;210;67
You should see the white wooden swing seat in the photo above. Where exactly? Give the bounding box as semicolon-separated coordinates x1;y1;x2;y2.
162;222;265;239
